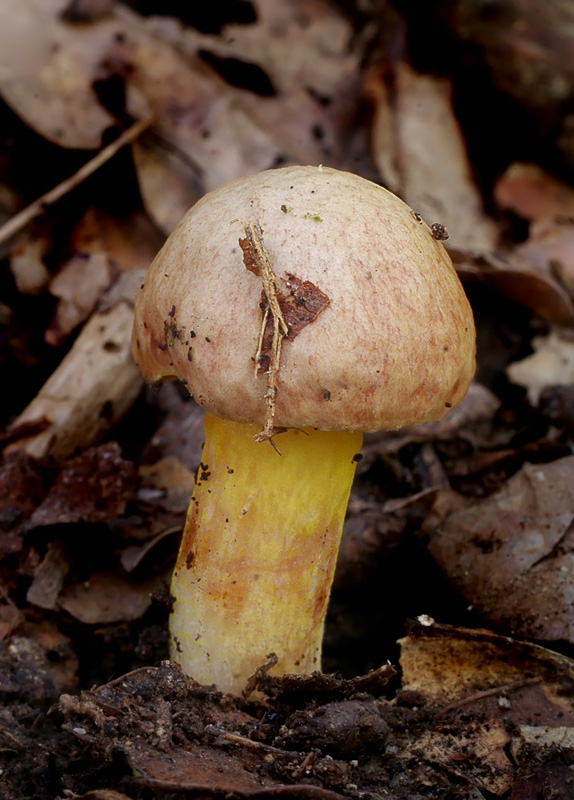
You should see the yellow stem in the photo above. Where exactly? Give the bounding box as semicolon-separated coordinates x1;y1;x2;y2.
170;412;362;695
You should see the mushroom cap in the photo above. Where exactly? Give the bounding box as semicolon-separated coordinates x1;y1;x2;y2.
132;166;475;432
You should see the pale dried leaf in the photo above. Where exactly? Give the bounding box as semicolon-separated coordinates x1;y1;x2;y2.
0;0;117;148
9;231;51;294
148;0;361;160
370;63;497;251
46;252;112;345
43;192;161;345
506;330;574;404
26;540;72;610
131;137;204;234
138;456;195;514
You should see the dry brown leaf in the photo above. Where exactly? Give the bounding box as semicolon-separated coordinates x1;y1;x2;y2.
369;62;497;251
0;0;365;234
0;587;24;641
494;163;574;221
119;526;180;574
434;2;574;137
426;456;574;643
4;625;78;700
399;624;574;795
454;250;574;326
57;571;161;624
510;762;574;800
363;382;500;461
44;208;162;345
30;442;137;529
140;390;206;472
131;137;204;235
515;217;574;296
0;454;46;533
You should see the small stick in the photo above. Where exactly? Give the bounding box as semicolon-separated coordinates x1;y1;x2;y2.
435;676;543;717
0;115;154;246
242;220;289;445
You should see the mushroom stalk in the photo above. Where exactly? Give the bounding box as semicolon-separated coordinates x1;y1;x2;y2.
170;412;362;696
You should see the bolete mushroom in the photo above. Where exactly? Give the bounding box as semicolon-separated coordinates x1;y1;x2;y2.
132;165;475;696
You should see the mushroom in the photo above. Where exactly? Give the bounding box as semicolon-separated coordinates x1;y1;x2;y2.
131;165;476;696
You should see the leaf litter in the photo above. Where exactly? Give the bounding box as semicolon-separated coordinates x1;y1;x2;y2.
2;0;574;797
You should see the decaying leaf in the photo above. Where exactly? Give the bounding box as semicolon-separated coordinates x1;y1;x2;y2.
2;625;78;700
57;571;163;624
0;587;24;641
138;456;195;515
433;1;574;137
140;387;206;472
426;456;574;643
362;382;500;462
0;453;46;533
29;442;137;528
399;623;574;795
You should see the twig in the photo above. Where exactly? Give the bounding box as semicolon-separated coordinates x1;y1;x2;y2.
0;115;154;246
241;220;289;446
435;676;543;717
204;725;290;755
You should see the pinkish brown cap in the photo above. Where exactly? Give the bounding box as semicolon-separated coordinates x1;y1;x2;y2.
132;165;475;432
